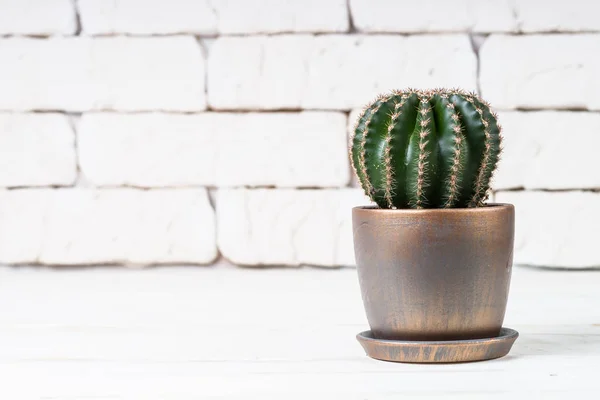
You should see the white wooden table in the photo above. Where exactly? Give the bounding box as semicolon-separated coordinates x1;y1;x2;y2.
0;264;598;399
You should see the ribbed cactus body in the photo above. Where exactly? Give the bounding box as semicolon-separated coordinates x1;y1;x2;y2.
351;89;502;209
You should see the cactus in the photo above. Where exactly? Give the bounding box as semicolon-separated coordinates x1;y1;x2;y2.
351;88;502;209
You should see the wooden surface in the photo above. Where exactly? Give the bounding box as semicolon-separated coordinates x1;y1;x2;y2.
0;264;598;399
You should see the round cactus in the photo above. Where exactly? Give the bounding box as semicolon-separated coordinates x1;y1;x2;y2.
350;88;502;209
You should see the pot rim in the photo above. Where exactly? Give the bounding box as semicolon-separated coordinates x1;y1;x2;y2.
353;203;513;215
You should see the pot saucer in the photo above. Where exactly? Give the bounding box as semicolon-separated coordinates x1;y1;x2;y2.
356;328;518;364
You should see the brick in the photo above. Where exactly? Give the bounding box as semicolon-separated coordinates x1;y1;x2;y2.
350;0;515;33
480;35;600;110
516;0;600;32
78;0;347;35
216;189;371;267
0;37;205;112
495;191;600;268
0;113;76;187
208;35;312;110
78;112;349;187
0;0;76;35
215;0;348;34
494;111;600;190
0;189;216;265
77;0;217;35
208;35;477;110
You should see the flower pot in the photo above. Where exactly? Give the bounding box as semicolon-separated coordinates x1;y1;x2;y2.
353;204;515;342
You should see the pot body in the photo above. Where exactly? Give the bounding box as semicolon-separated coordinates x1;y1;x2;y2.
353;204;514;341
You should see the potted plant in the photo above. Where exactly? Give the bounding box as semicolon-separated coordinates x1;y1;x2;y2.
351;88;517;363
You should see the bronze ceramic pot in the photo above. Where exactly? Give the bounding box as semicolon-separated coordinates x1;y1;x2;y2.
353;204;515;341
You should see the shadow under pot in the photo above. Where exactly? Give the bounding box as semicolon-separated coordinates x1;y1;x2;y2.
353;204;515;343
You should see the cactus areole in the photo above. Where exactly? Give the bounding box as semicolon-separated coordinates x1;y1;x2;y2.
351;88;502;209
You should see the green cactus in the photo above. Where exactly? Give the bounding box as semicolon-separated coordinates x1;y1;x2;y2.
351;88;502;209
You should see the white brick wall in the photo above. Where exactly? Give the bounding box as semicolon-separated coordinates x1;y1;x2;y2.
480;35;600;110
495;111;600;190
495;191;600;268
0;0;76;35
208;35;477;110
0;189;216;265
77;0;218;35
0;37;205;112
516;0;600;33
0;1;597;268
214;0;349;34
217;188;370;267
78;112;349;187
0;113;76;187
349;0;516;33
78;0;348;35
349;0;600;33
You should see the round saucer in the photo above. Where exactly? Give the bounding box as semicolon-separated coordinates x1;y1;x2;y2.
356;328;518;363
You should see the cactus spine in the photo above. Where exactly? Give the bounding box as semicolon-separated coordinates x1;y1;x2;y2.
351;88;502;209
